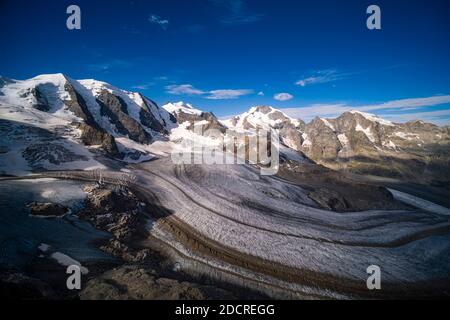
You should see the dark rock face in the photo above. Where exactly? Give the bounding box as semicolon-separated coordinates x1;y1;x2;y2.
308;189;350;212
78;185;142;242
84;186;138;214
97;90;152;144
139;108;166;134
31;86;50;111
22;143;88;167
28;202;68;217
278;161;406;212
63;81;99;128
139;95;170;134
303;117;341;160
80;265;235;300
97;89;129;115
75;122;120;158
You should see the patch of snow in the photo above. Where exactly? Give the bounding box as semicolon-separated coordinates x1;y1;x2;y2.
0;73;71;113
320;118;335;131
383;140;397;150
337;133;349;147
350;110;394;126
162;101;202;116
355;124;375;143
302;133;312;147
38;243;50;252
50;252;89;274
394;131;419;141
226;106;301;131
194;120;209;126
280;145;307;163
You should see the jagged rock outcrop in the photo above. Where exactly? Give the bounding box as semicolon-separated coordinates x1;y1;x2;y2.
139;95;171;134
97;90;152;144
22;143;89;167
28;202;68;217
75;122;120;158
163;101;227;134
30;87;50;111
63;81;99;127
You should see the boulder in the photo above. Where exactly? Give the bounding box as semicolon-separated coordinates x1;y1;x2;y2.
29;202;68;217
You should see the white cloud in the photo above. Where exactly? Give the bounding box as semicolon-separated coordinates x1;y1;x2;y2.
281;95;450;125
296;69;354;87
206;89;254;100
274;93;293;101
257;91;265;96
166;84;205;96
381;109;450;125
166;84;253;100
149;14;169;30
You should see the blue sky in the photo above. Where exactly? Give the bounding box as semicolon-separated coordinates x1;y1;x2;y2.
1;0;449;124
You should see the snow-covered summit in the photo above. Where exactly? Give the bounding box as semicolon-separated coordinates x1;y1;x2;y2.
0;73;177;175
162;101;203;116
224;105;304;131
349;110;395;126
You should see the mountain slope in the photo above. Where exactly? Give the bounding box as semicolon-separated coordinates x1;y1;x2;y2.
225;106;450;183
0;74;176;175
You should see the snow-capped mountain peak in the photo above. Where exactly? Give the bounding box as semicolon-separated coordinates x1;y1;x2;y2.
348;110;395;126
0;73;177;175
162;101;203;116
224;105;304;131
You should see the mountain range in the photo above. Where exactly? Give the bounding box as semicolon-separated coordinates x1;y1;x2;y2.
1;73;449;187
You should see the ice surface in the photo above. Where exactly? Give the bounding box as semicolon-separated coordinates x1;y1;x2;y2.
135;158;450;290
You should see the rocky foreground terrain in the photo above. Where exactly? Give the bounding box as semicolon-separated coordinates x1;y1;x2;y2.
1;74;450;299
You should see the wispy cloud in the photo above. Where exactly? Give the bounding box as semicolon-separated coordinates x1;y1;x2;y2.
295;69;355;87
166;84;253;100
88;59;132;72
211;0;264;25
257;91;265;96
281;95;450;124
381;109;450;126
131;82;155;90
166;84;205;96
274;92;293;101
206;89;253;100
148;14;169;30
